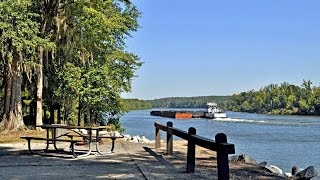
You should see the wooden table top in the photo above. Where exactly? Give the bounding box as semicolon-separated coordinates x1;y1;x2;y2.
37;124;107;130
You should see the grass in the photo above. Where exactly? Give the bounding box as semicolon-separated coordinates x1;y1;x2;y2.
0;130;46;143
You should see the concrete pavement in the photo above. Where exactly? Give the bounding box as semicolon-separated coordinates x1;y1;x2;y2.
0;141;200;180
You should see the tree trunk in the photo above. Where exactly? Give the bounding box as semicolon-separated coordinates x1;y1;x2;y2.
50;105;55;124
29;101;35;126
43;106;48;124
36;46;44;129
77;101;81;126
1;48;25;130
84;112;88;125
57;105;62;124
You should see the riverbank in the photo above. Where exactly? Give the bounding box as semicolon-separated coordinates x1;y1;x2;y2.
121;110;320;173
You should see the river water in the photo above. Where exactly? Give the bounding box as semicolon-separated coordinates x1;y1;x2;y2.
120;109;320;173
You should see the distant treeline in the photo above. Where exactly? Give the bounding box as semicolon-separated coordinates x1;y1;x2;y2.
122;99;152;111
124;80;320;116
227;80;320;115
148;96;231;109
122;96;231;110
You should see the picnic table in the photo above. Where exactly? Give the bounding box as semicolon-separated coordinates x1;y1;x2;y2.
21;124;124;158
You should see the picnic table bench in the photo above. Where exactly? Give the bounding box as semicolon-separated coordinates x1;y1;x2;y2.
20;124;123;158
66;133;124;153
20;136;83;158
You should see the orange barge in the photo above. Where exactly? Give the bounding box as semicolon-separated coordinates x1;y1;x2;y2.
150;110;193;119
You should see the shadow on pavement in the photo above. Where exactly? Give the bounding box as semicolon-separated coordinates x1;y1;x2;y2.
0;142;146;180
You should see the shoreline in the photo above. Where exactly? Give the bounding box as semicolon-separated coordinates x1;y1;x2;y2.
121;110;320;175
0;138;318;179
122;134;319;179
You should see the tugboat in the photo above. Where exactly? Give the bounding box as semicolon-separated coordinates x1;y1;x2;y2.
204;102;227;119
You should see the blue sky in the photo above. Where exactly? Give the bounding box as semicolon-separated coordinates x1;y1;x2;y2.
123;0;320;100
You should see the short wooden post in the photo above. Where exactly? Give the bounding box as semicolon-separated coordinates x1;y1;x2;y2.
155;124;161;149
186;127;196;173
215;133;229;180
167;121;173;155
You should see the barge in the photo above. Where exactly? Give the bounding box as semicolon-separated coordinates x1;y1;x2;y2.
150;102;227;119
150;110;193;119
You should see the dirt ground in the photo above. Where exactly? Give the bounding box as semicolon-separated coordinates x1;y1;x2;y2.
155;140;285;180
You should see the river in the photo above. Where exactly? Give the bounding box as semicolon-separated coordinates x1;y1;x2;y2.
120;109;320;173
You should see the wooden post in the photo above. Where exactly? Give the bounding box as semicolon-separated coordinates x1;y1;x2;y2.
186;127;196;173
215;133;229;180
167;121;173;155
155;123;161;149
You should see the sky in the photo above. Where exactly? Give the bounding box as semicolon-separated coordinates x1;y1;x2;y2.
123;0;320;100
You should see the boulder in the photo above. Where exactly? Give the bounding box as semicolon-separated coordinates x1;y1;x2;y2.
114;131;121;137
311;176;320;180
229;154;258;165
131;136;140;143
122;134;132;141
229;155;240;162
140;136;152;143
285;173;293;178
259;161;267;167
293;166;318;180
265;165;283;176
122;135;154;143
292;166;304;175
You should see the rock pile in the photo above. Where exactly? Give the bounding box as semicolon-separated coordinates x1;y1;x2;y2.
288;166;319;180
122;134;154;143
229;154;319;179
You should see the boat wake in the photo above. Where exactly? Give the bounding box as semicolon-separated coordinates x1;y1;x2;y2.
210;118;320;126
212;118;266;124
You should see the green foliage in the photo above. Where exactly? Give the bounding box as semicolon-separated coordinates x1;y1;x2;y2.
149;96;231;109
45;0;141;125
55;0;142;123
0;0;54;60
122;99;152;111
0;0;142;130
227;80;320;115
106;117;124;133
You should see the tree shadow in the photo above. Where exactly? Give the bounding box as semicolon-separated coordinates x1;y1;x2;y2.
0;142;146;179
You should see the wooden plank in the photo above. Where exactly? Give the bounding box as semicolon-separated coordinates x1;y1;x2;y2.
167;122;173;155
190;135;235;154
171;128;189;140
37;124;107;130
20;136;82;143
216;133;230;180
186;127;196;173
218;143;236;154
191;135;218;151
155;127;161;149
153;121;236;179
154;123;167;131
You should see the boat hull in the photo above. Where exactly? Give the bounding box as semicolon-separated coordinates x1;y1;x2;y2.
150;111;193;119
204;112;227;119
150;110;227;119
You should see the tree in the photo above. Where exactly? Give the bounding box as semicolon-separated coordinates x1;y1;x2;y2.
1;0;141;131
227;80;320;116
0;0;52;130
54;0;142;126
312;87;320;115
31;0;58;128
